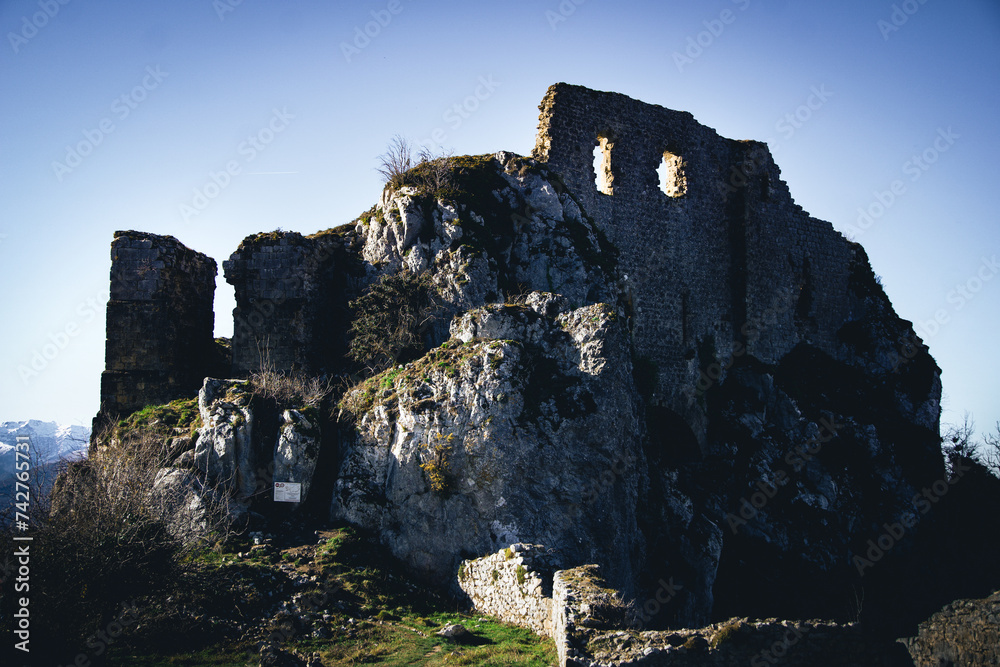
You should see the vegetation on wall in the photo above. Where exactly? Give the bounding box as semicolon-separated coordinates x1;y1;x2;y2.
348;270;440;373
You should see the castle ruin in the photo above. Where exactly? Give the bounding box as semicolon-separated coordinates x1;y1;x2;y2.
533;83;858;440
96;83;905;444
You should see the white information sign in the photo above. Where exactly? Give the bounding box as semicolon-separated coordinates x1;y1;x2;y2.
273;482;302;503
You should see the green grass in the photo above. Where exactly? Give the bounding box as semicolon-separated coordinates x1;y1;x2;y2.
108;645;250;666
117;397;202;434
108;526;556;666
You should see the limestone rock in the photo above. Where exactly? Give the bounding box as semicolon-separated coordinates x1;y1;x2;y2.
150;467;243;542
273;409;321;505
193;378;256;503
436;623;472;642
333;294;644;595
357;153;618;345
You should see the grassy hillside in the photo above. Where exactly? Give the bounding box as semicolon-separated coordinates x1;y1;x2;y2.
106;524;556;666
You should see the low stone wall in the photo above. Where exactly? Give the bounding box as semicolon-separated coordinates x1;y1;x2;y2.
457;544;556;637
901;590;1000;667
553;565;635;667
460;545;913;667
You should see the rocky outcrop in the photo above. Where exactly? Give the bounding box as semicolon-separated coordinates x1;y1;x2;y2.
333;294;644;594
150;467;235;544
273;409;322;504
193;378;257;503
361;153;616;317
148;378;331;540
901;590;1000;666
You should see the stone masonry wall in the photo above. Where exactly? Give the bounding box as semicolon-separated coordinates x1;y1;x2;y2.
901;590;1000;667
223;230;360;376
463;547;912;666
533;83;856;441
98;231;217;422
457;543;556;637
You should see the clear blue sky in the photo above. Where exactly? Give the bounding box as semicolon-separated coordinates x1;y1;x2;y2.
2;0;998;441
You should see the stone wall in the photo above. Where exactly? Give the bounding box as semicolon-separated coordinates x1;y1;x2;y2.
457;543;556;637
98;231;217;424
901;590;1000;666
223;229;359;376
533;83;856;441
461;547;910;667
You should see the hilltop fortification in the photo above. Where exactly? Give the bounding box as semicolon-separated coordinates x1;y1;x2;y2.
90;85;982;649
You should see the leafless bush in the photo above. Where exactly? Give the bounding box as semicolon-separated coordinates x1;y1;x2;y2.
414;145;455;192
0;423;234;654
376;134;416;189
983;422;1000;477
249;338;335;408
376;135;454;192
250;369;335;409
942;413;1000;479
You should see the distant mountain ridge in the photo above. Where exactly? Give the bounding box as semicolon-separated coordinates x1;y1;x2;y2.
0;420;89;500
0;420;90;462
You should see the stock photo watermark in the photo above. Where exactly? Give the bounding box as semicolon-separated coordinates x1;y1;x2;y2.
213;0;244;21
17;297;102;385
686;286;797;400
672;0;752;73
340;0;405;63
546;0;587;31
848;126;958;237
179;107;294;222
637;576;683;624
750;625;811;667
853;459;969;576
878;0;932;41
419;75;501;153
892;254;998;372
768;85;833;153
726;417;843;535
12;435;33;653
7;0;72;54
51;65;169;182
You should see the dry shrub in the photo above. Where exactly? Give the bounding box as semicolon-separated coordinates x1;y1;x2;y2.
0;422;236;659
249;369;334;409
376;134;454;193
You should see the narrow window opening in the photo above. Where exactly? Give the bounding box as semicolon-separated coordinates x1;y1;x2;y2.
593;135;614;195
658;150;686;197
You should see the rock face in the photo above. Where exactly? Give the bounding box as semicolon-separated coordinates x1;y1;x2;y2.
194;378;257;504
151;467;230;544
150;378;332;540
333;294;644;594
273;409;322;504
901;590;1000;667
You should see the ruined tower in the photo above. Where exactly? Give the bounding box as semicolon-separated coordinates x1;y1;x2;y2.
533;83;857;440
96;231;218;428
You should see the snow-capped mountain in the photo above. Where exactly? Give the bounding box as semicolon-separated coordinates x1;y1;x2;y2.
0;420;90;463
0;421;90;499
